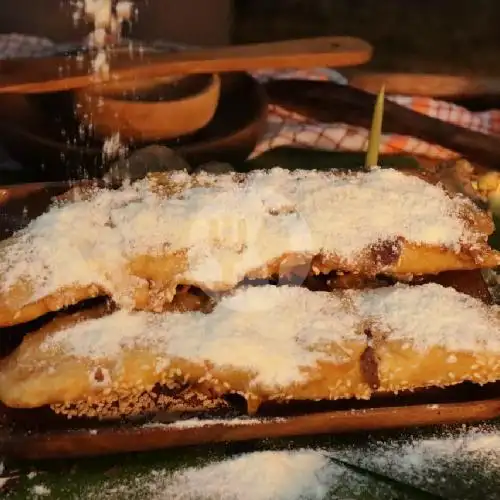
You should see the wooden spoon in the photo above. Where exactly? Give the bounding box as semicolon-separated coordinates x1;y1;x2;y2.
0;37;372;94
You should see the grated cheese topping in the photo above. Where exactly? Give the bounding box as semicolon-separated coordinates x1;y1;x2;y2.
39;286;362;389
0;168;483;307
39;284;500;389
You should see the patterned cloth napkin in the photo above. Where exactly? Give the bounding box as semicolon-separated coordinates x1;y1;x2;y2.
1;33;500;165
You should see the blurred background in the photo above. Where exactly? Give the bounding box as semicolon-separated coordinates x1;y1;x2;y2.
234;0;500;75
0;0;499;74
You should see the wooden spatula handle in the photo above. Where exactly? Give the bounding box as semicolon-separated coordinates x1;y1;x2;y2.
155;36;372;73
98;36;372;86
0;37;372;94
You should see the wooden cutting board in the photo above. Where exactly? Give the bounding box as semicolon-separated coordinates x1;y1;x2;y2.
0;159;498;460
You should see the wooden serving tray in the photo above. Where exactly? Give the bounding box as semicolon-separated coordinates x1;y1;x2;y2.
0;267;497;461
2;383;500;460
0;176;499;461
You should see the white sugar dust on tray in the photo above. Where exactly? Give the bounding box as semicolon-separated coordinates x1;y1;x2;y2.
85;449;376;500
337;423;500;499
142;417;272;430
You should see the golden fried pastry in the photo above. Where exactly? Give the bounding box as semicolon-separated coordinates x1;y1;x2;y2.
2;283;500;418
348;283;500;393
1;166;499;327
0;286;370;414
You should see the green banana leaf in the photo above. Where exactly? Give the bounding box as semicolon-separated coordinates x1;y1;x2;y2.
6;421;500;499
239;147;422;173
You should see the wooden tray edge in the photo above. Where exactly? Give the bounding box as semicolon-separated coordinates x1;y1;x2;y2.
3;396;500;460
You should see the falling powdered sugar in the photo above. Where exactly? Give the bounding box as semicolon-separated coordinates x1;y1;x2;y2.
0;167;482;308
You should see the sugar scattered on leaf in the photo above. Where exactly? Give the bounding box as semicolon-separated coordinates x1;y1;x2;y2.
337;424;500;499
88;449;371;500
31;484;51;497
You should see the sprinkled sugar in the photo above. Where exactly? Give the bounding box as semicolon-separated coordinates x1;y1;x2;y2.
338;424;500;499
40;286;361;388
39;284;500;390
0;168;480;307
143;417;275;429
22;425;500;499
87;449;362;500
350;283;500;352
31;484;51;497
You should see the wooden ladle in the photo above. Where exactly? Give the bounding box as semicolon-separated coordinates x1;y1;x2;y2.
0;36;372;94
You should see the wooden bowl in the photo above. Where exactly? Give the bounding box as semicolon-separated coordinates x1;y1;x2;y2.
0;72;268;182
74;73;222;142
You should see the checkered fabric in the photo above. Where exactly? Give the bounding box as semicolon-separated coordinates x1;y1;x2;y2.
253;67;500;160
1;33;500;163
